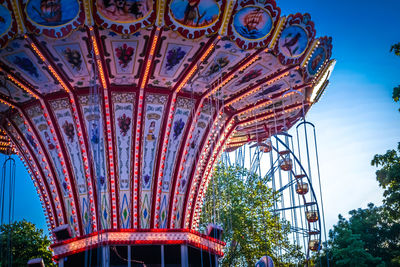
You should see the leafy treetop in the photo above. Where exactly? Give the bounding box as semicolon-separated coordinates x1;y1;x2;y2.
0;220;55;267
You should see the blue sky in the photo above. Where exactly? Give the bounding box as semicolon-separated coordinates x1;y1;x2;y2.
4;0;400;235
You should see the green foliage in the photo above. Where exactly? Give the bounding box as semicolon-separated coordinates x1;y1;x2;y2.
0;220;55;267
317;204;400;267
391;42;400;111
393;85;400;103
391;43;400;56
199;165;303;266
327;212;384;267
371;143;400;217
371;42;400;216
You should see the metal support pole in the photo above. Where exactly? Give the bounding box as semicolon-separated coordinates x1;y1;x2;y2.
215;255;219;267
161;245;165;267
102;246;109;267
127;245;131;267
180;244;188;267
58;258;64;267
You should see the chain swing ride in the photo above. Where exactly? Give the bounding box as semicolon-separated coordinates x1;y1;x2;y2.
0;0;335;265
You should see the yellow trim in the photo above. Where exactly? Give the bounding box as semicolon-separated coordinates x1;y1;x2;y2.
156;0;166;27
83;0;93;26
141;31;159;89
219;0;234;36
268;16;285;49
10;0;25;34
301;39;319;67
7;74;40;99
310;59;336;103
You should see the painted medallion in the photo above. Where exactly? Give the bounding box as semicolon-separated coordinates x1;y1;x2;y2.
26;0;80;27
278;25;308;58
233;6;272;40
169;0;220;28
307;46;326;76
0;4;12;37
96;0;152;22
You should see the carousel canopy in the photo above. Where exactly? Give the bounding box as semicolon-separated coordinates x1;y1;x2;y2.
0;0;334;252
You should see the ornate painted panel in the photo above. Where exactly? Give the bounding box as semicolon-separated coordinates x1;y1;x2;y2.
148;29;203;89
172;104;213;228
0;39;61;94
26;105;78;232
229;68;303;111
305;37;332;81
182;38;247;95
50;98;92;234
36;29;93;89
140;93;167;228
10;113;65;225
78;95;111;230
275;13;316;65
219;52;278;100
112;92;135;228
158;97;192;228
0;80;32;103
99;28;151;86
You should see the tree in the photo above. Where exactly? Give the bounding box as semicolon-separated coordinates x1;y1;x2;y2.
368;42;400;265
316;205;391;267
391;43;400;56
390;42;400;111
371;43;400;211
371;143;400;217
199;165;303;266
327;213;384;267
0;220;55;267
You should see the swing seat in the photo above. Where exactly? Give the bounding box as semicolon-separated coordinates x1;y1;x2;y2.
309;239;320;251
295;183;309;194
306;211;319;222
279;158;293;171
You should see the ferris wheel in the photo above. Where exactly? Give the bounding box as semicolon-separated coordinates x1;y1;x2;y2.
220;120;328;264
